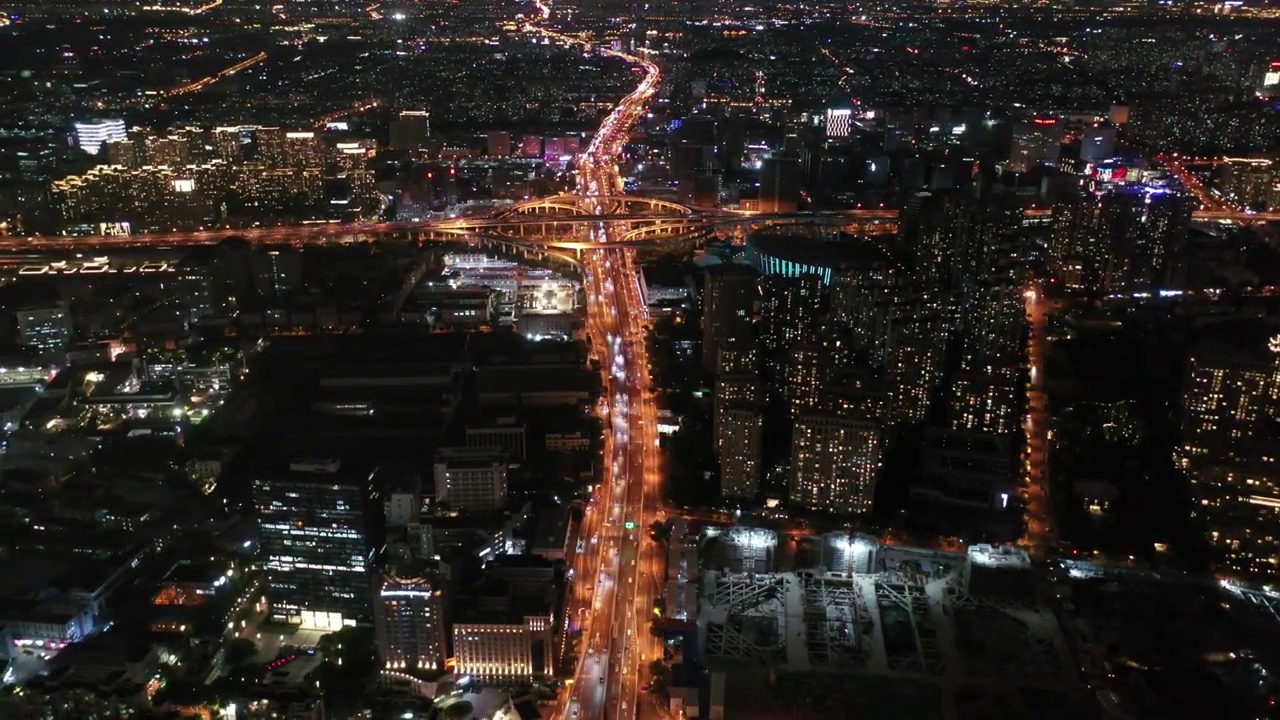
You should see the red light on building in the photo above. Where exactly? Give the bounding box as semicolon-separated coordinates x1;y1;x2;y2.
1032;118;1057;126
1270;61;1280;68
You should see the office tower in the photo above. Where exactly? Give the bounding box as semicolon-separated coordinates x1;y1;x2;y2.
375;564;447;672
1093;187;1194;292
1008;118;1062;173
758;274;822;354
701;265;757;371
487;131;512;157
790;414;881;515
73;119;127;156
719;408;763;499
14;305;71;358
254;458;373;629
1179;325;1280;578
390;111;431;151
758;155;802;213
1079;124;1117;163
434;447;508;511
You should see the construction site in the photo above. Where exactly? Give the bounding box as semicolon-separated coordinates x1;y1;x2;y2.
663;524;1096;720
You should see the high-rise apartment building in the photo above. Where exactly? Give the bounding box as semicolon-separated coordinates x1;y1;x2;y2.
701;265;757;371
718;407;763;499
948;372;1021;436
1093;187;1194;292
790;414;881;515
1179;324;1280;579
433;447;508;512
254;458;374;629
1220;158;1278;209
374;564;448;672
785;343;826;418
714;341;760;452
759;274;822;353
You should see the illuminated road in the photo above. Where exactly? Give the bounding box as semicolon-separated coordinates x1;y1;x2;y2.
7;204;1274;254
1157;154;1235;214
1020;284;1055;551
159;52;267;98
525;6;663;720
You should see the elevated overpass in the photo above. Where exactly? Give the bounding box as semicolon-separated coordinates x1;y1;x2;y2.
2;200;1270;263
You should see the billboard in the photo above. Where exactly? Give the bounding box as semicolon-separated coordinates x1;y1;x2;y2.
1094;166;1128;183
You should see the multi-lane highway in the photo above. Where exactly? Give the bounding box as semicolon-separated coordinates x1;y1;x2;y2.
3;204;1271;255
527;7;663;719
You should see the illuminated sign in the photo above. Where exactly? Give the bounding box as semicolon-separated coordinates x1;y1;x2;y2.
826;108;853;138
1032;117;1057;126
1265;71;1280;87
1094;166;1128;183
172;178;195;193
98;221;131;236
